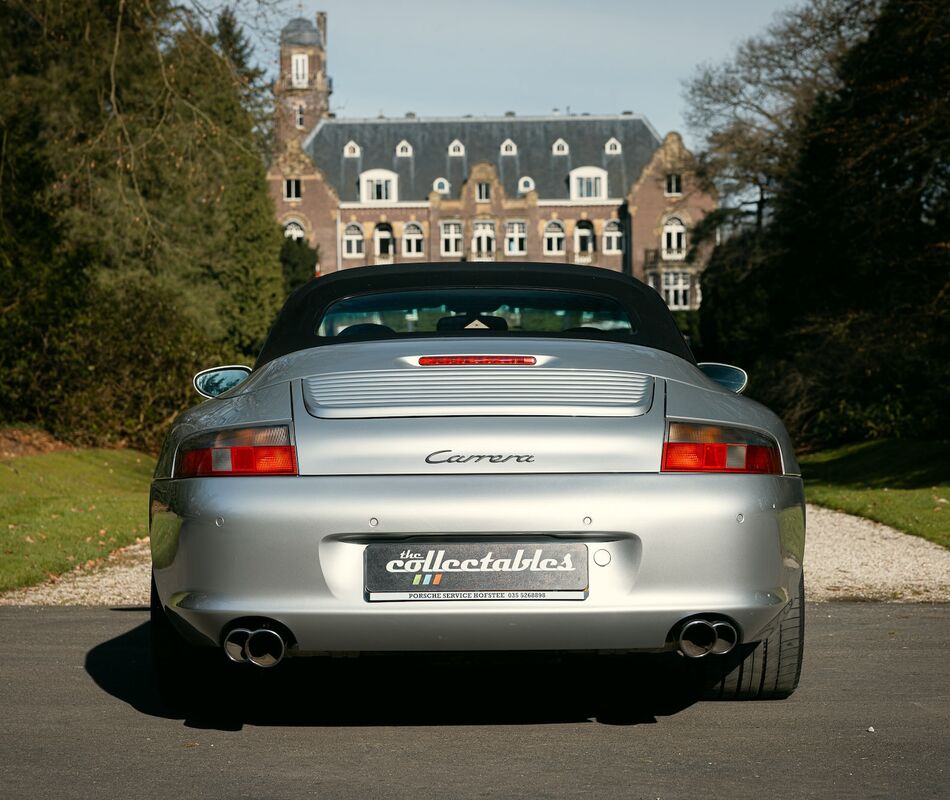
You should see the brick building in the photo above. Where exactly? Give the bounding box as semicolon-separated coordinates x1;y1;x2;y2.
268;14;716;311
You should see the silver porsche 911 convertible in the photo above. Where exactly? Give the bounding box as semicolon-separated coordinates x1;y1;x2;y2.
150;263;805;706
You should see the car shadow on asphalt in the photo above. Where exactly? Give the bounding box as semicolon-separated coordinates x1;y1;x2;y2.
85;621;703;731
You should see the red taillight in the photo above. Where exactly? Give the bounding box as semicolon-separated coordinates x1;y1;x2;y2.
175;426;297;477
662;422;782;474
418;355;537;366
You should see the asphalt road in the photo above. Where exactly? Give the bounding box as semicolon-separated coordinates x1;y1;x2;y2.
1;604;947;800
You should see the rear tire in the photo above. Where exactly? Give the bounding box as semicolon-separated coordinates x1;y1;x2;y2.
702;571;805;700
150;574;220;712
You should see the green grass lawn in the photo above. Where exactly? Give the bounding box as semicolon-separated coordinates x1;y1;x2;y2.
0;449;155;592
801;439;950;549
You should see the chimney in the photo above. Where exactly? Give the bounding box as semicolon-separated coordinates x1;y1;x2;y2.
316;12;327;45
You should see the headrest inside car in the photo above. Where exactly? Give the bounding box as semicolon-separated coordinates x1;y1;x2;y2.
337;323;395;338
436;315;508;331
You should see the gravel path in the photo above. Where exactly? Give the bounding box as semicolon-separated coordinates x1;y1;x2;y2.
1;504;948;606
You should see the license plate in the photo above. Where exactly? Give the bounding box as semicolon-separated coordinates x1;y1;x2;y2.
365;542;588;601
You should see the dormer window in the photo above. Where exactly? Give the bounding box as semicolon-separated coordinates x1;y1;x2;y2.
360;169;399;203
500;139;517;156
344;140;361;158
518;176;535;194
433;177;450;194
569;166;608;200
552;138;569;156
666;173;682;195
396;140;413;158
448;139;465;157
291;54;309;88
605;137;622;154
477;182;491;202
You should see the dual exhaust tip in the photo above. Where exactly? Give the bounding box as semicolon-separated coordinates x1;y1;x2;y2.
223;627;286;668
677;619;738;658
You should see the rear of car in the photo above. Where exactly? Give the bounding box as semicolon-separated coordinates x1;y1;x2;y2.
150;264;805;703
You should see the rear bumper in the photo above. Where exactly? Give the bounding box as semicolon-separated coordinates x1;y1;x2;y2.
150;473;805;653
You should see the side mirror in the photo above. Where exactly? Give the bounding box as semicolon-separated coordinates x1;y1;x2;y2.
698;362;749;394
193;365;252;399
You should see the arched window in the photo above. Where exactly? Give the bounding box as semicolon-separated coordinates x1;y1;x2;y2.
433;177;450;194
374;222;394;260
604;137;622;154
603;220;623;253
291;53;309;88
283;220;306;240
569;166;608;200
343;224;364;258
396;139;413;157
662;217;687;260
500;138;517;156
343;140;361;158
552;138;569;156
518;176;535;194
472;221;495;261
574;220;595;261
543;221;565;255
359;168;398;203
448;139;465;157
403;222;424;257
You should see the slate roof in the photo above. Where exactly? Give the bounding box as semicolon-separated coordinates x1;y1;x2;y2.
303;115;663;203
281;17;322;46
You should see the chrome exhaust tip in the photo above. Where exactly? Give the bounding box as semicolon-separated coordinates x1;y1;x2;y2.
245;628;286;668
711;621;739;656
677;619;717;658
223;628;252;663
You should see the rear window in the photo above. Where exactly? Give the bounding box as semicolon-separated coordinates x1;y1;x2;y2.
316;288;635;338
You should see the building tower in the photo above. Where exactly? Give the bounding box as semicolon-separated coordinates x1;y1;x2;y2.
275;14;331;157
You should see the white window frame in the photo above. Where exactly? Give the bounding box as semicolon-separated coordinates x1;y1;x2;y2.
396;139;413;158
343;140;361;158
342;224;364;258
402;222;424;257
283;178;301;201
476;182;491;202
662;271;691;309
374;224;395;260
472;221;495;261
518;176;535;194
603;220;623;254
569;166;608;201
359;168;399;204
294;104;305;129
605;137;622;155
448;139;465;157
433;177;450;194
665;173;683;196
440;220;463;256
574;221;595;258
552;138;569;156
505;221;527;256
291;53;309;88
543;220;565;255
500;138;517;156
662;217;687;260
283;220;306;240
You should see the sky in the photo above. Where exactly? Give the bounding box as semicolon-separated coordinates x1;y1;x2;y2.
251;0;798;147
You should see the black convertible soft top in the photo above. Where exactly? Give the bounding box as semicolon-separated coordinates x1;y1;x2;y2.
255;262;694;366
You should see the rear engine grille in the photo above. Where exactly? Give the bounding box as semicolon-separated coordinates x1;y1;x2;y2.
302;368;654;418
